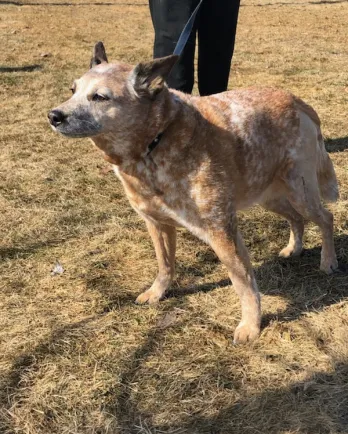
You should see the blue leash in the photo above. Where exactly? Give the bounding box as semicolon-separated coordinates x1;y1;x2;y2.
147;0;203;156
173;0;203;56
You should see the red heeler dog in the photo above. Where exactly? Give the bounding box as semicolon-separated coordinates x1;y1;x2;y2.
48;42;339;343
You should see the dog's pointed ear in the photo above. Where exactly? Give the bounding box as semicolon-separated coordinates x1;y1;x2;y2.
128;55;179;99
90;41;108;68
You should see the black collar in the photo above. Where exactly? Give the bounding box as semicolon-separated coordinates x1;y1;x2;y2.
147;132;163;156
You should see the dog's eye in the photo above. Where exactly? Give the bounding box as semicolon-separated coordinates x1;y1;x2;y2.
70;84;76;94
92;93;109;102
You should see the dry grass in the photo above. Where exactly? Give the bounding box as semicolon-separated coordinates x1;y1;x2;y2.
1;0;348;433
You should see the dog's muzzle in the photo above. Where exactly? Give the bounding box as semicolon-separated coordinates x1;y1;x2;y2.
48;109;66;128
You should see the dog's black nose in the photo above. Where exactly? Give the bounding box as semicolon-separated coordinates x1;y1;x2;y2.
48;110;66;127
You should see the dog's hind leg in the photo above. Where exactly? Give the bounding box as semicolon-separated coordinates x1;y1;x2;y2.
283;166;338;274
261;197;304;258
207;220;261;344
135;219;176;304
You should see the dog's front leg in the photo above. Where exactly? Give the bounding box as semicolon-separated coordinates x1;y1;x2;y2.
208;224;261;344
135;219;176;305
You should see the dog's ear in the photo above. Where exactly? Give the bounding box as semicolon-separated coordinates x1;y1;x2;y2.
128;55;179;99
90;41;108;68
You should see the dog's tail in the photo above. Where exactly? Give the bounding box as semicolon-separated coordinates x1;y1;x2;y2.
295;97;339;203
317;134;339;202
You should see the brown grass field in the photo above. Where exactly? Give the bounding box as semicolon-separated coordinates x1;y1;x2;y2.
1;0;348;433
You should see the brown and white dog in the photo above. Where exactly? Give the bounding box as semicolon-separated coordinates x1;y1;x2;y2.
48;42;339;343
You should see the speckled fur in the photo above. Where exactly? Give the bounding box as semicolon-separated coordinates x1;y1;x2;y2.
50;45;339;343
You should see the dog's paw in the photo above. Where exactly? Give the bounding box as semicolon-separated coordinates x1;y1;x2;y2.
320;257;338;275
233;322;260;345
135;289;162;305
279;245;302;258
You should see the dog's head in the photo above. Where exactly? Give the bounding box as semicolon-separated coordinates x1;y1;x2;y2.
48;42;178;141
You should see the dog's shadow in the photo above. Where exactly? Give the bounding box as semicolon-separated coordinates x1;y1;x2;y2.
137;359;348;434
119;359;348;434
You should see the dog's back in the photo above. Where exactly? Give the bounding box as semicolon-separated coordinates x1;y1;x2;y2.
190;87;338;209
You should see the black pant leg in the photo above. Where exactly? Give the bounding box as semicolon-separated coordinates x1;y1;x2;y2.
197;0;241;96
149;0;199;93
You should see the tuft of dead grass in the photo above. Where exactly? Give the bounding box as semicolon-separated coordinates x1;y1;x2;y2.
0;0;347;433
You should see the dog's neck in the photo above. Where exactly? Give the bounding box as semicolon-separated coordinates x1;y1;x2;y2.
92;89;189;169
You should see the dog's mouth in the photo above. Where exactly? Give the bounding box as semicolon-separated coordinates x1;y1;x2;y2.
48;110;101;138
51;124;99;138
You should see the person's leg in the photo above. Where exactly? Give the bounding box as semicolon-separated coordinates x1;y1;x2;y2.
149;0;199;93
197;0;241;96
